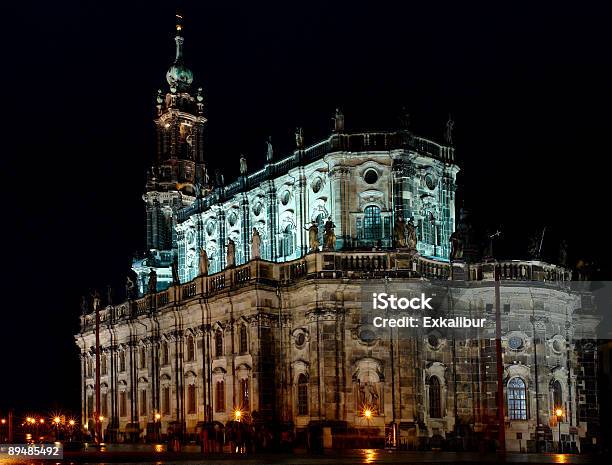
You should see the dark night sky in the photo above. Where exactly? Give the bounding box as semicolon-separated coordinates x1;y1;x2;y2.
1;0;610;416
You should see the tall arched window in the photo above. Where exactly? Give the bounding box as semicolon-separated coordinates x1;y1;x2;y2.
119;351;126;372
161;341;169;366
101;355;107;376
364;206;382;241
239;325;248;354
215;381;225;412
429;376;442;418
140;346;146;369
508;377;528;420
187;384;196;414
215;330;223;357
240;378;250;410
552;380;562;409
297;374;308;415
186;335;195;361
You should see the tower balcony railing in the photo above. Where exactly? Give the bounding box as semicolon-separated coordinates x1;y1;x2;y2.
79;252;570;331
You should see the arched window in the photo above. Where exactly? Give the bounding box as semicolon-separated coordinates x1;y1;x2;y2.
215;381;225;412
215;330;223;357
239;325;248;354
86;358;93;378
101;355;107;376
240;378;250;410
119;351;126;372
161;341;169;366
364;206;382;241
119;391;127;417
508;377;528;420
280;224;294;258
552;380;562;410
187;384;196;414
429;376;442;418
297;374;308;415
140;346;146;369
162;386;170;415
186;335;195;361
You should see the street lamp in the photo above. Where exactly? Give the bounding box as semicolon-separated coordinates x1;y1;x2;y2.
154;413;161;442
555;408;563;452
233;409;242;422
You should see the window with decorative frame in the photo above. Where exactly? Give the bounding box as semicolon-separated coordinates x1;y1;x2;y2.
363;205;382;241
119;351;126;372
239;378;250;410
186;335;195;361
508;377;528;420
187;384;196;414
140;346;146;369
215;381;225;412
552;380;563;410
239;325;248;354
161;341;169;366
215;330;223;357
297;374;308;415
429;376;442;418
162;386;170;415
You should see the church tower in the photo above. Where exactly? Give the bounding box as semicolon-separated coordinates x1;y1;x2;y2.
133;15;209;294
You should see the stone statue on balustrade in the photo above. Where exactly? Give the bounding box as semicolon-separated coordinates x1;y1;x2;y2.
394;216;407;248
406;218;417;251
80;295;88;315
323;217;336;251
126;276;136;299
226;239;236;268
199;247;209;276
91;289;101;310
449;230;464;261
251;228;261;259
305;221;319;253
148;269;157;294
266;137;273;162
239;154;248;175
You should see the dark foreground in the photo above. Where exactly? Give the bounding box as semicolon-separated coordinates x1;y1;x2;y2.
0;445;600;465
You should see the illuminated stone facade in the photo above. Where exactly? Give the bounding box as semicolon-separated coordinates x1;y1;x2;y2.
75;23;600;453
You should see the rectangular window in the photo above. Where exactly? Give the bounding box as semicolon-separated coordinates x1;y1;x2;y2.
240;378;250;410
140;390;147;417
101;356;107;376
120;391;127;417
161;342;169;366
87;395;94;418
504;304;511;314
101;393;108;417
119;352;126;372
215;381;225;412
188;385;196;414
140;347;146;369
162;387;170;415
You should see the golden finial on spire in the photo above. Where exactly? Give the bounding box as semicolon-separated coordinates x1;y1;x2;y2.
176;13;183;32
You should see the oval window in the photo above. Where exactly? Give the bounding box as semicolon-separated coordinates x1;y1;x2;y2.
364;169;378;185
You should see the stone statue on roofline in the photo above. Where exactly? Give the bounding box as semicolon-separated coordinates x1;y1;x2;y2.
148;269;157;294
226;239;236;268
266;137;273;162
323;217;336;250
199;247;209;276
251;228;261;259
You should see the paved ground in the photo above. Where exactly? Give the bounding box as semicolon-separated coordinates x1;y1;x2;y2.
0;446;600;465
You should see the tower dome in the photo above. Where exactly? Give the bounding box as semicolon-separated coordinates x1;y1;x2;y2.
166;17;193;92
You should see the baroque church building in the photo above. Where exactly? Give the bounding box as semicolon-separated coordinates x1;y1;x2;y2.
76;20;600;453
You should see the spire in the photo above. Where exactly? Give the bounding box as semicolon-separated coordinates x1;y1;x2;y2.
166;13;193;92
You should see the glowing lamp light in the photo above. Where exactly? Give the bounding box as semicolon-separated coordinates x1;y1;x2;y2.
1;419;5;424
233;409;242;422
54;417;61;425
39;418;45;424
363;408;373;419
555;408;563;418
69;419;76;426
99;415;104;422
155;413;161;421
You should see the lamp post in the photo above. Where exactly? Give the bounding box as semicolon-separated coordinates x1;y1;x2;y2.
154;413;161;442
555;408;563;452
